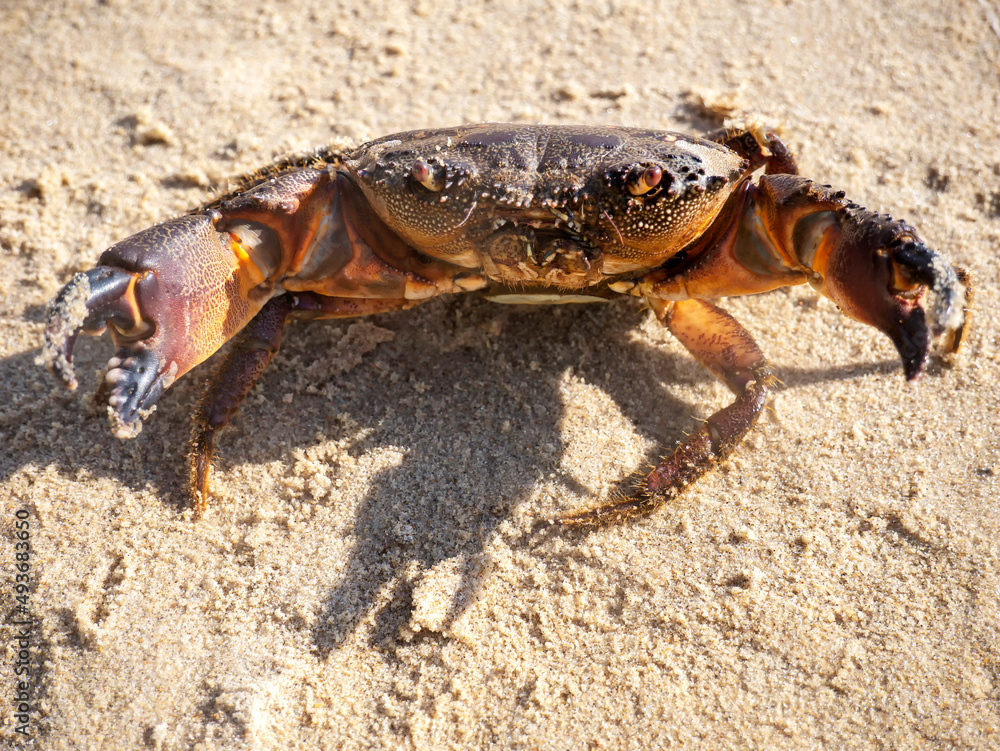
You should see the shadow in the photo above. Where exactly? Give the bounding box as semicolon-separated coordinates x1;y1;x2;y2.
263;298;706;656
2;293;926;660
671;95;731;133
1;312;219;510
775;360;900;388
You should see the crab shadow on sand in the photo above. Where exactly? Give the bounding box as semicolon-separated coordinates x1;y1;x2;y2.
247;296;899;659
3;296;901;660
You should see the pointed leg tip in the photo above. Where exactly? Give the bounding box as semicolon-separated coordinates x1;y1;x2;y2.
552;493;658;530
190;429;215;517
192;491;208;519
35;350;79;391
190;447;210;518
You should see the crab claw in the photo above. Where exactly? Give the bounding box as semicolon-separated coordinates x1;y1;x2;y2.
42;264;172;436
757;175;969;381
42;212;279;437
43;265;148;392
810;209;966;380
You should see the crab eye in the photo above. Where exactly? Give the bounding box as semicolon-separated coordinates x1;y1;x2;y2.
411;159;444;192
627;165;663;196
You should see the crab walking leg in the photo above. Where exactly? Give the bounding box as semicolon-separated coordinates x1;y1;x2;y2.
191;292;414;514
559;298;772;527
648;298;772;490
705;125;799;176
191;295;292;513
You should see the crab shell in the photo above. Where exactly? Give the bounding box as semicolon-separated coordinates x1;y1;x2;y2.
344;125;746;286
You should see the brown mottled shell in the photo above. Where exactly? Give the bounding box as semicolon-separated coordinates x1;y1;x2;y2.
344;124;746;285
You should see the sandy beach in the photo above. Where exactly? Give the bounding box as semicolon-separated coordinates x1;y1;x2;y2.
2;1;999;748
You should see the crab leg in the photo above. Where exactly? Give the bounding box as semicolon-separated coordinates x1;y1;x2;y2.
41;163;472;444
191;292;414;514
190;294;293;512
559;299;772;527
706;125;799;176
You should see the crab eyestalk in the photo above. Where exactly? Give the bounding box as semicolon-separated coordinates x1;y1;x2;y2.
755;174;969;380
42;212;281;437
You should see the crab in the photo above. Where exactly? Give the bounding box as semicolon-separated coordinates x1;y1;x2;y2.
41;123;969;524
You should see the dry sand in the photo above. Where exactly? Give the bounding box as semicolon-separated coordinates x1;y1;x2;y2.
2;1;999;748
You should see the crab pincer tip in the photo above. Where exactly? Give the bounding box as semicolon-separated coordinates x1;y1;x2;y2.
103;349;174;438
40;272;95;391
